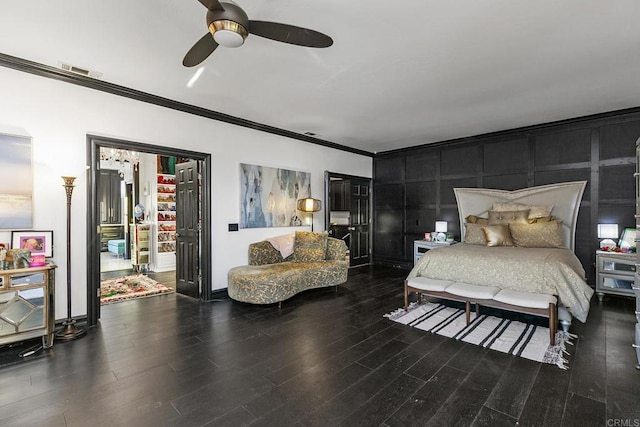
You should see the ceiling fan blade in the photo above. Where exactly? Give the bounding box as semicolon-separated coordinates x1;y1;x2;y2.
197;0;224;11
248;21;333;48
183;33;219;67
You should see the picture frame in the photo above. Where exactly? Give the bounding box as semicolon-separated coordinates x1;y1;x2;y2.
0;132;33;229
11;230;54;257
239;163;311;228
620;227;637;250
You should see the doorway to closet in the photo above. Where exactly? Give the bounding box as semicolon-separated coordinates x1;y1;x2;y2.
86;136;212;327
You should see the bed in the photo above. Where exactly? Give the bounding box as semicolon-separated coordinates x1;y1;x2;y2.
406;181;594;331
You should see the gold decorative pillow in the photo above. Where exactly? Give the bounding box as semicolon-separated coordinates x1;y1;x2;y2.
292;231;328;262
465;215;489;225
527;215;556;224
464;223;487;245
482;225;514;247
527;205;554;219
488;209;530;225
492;202;553;219
509;221;565;248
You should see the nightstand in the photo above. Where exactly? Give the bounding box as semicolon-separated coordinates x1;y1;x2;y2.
595;250;636;301
414;240;455;265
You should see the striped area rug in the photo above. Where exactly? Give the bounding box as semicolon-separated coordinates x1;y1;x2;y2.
384;302;574;369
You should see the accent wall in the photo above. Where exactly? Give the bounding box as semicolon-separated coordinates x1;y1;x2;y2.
373;109;640;285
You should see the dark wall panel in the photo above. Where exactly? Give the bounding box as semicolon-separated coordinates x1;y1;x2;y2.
406;209;437;233
600;120;640;160
483;138;529;174
482;173;529;191
599;165;635;201
374;184;404;209
534;169;591;201
374;232;404;259
373;109;640;286
534;129;591;166
406;181;437;209
406;151;439;180
375;156;404;183
440;178;478;205
441;145;479;176
375;209;404;234
439;207;462;238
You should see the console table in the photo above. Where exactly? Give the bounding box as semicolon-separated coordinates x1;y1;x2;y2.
0;264;56;348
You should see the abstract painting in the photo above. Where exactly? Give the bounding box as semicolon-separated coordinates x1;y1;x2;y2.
240;163;311;228
0;133;32;229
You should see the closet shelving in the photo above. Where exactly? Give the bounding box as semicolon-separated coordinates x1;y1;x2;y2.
154;156;177;272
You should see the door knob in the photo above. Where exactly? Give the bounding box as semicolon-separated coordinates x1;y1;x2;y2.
348;227;355;231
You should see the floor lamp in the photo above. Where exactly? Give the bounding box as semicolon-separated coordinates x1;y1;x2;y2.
55;176;87;341
297;197;322;232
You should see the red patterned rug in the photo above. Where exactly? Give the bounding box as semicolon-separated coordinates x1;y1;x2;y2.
100;274;173;305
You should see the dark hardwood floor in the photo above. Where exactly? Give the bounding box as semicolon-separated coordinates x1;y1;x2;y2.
1;265;638;426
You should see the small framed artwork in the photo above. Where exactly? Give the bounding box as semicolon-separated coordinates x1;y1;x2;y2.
619;227;637;250
11;230;54;257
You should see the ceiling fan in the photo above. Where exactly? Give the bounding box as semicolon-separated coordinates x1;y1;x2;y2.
183;0;334;67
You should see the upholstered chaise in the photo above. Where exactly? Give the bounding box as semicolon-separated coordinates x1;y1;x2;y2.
228;232;348;306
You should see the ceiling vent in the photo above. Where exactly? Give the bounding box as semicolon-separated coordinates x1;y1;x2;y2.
59;62;103;79
303;131;317;137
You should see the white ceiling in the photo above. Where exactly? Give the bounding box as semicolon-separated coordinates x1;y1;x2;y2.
1;1;639;154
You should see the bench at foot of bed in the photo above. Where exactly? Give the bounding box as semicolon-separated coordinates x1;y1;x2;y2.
405;278;559;345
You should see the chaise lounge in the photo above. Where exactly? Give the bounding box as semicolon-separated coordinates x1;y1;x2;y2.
228;232;349;307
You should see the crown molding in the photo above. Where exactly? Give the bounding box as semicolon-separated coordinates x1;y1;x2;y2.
0;52;373;158
379;105;640;156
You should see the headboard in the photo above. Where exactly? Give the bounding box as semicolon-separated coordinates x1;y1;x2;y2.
454;181;587;252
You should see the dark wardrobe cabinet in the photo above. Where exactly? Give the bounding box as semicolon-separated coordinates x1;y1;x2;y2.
99;169;124;251
99;169;122;224
330;180;351;211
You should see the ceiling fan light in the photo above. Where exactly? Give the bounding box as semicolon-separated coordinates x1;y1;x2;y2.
209;20;248;48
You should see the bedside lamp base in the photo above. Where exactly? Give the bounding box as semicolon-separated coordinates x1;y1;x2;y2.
599;238;617;249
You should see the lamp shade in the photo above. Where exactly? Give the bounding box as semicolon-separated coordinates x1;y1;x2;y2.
297;198;322;213
435;221;448;233
597;224;618;239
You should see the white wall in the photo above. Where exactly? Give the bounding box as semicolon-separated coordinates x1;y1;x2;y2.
0;67;372;319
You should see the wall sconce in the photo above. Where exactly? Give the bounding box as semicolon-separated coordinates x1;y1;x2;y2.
297;198;322;232
597;223;619;249
435;221;448;242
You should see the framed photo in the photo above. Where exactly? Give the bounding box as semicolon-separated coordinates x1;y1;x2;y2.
11;230;54;257
620;227;637;250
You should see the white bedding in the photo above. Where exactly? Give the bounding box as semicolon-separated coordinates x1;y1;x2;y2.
407;243;594;322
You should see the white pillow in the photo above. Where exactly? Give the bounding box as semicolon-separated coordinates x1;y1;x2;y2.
265;233;295;258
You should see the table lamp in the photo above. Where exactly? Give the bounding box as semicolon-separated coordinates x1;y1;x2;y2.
435;221;448;242
597;223;618;249
297;197;322;232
